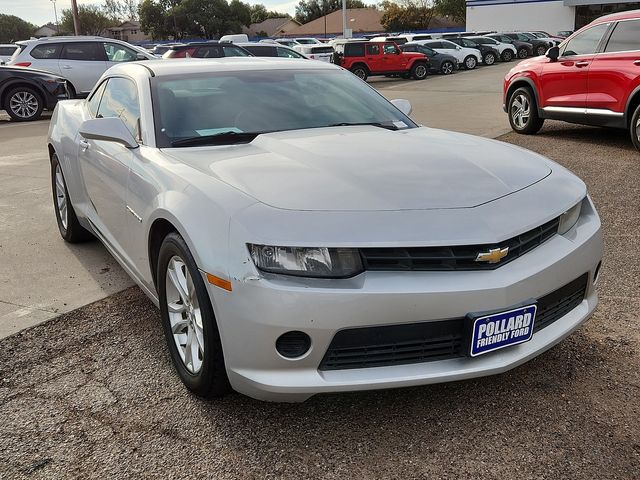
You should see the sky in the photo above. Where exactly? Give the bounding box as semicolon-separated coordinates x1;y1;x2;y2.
0;0;374;27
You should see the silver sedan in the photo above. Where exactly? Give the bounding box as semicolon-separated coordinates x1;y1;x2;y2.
47;58;603;402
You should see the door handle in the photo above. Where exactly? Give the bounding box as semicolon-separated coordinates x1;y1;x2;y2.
61;65;72;69
79;139;89;150
575;61;589;68
634;60;640;66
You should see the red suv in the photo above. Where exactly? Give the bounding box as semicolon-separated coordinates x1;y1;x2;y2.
503;10;640;151
332;41;428;81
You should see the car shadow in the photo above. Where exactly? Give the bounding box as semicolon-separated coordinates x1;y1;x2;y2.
536;122;635;150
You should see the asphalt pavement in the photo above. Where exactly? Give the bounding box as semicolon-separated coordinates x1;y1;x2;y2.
1;63;639;478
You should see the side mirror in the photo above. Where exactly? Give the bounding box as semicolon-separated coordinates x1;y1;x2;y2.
456;46;462;50
391;98;412;116
546;45;560;61
79;117;139;149
136;52;148;61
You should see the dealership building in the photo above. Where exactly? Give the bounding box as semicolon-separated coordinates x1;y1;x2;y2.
466;0;640;33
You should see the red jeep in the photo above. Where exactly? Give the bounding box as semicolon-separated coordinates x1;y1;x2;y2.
503;9;640;151
332;41;429;81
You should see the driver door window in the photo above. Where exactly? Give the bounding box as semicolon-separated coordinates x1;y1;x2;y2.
562;23;610;56
96;77;141;141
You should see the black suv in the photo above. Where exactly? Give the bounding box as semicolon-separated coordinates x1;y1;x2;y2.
487;33;533;59
503;33;549;57
162;42;252;59
0;66;68;121
447;37;499;65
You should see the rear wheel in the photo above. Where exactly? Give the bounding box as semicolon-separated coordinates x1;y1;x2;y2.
518;47;529;59
463;55;477;70
411;62;428;80
50;153;93;243
501;50;514;62
483;52;496;65
158;232;231;398
5;86;43;122
440;60;454;75
508;87;544;134
350;65;368;81
630;104;640;152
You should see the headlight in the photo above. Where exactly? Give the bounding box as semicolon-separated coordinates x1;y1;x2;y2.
558;200;582;235
248;244;363;278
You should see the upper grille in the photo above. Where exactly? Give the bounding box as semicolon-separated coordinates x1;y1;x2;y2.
319;273;588;371
360;217;560;271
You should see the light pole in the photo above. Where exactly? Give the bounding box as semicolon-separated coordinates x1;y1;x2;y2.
71;0;80;35
50;0;59;34
342;0;347;38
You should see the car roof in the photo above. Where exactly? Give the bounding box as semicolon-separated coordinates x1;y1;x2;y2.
168;41;223;49
591;8;640;23
108;57;337;77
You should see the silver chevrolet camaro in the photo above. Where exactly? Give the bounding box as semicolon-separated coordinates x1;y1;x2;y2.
48;58;603;402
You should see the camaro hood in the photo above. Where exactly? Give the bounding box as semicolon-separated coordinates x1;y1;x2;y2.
163;126;551;211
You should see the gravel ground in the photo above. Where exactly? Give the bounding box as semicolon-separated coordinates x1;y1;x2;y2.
1;121;639;479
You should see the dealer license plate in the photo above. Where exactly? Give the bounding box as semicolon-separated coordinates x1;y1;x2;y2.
469;304;537;357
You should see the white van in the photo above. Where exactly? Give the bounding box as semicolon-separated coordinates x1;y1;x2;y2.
219;34;249;43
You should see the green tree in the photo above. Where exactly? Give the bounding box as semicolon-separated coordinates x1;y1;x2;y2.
103;0;141;21
59;4;117;35
0;14;37;42
295;0;369;25
250;3;290;24
434;0;465;23
380;0;435;31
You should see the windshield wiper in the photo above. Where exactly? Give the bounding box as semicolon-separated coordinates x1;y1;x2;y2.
327;122;400;131
171;131;269;147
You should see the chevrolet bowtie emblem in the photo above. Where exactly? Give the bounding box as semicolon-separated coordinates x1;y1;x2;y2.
475;247;509;264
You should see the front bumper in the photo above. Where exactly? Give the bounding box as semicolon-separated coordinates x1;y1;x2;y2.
209;201;603;402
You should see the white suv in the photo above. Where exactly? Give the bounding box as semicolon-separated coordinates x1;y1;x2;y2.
0;44;19;65
9;36;154;97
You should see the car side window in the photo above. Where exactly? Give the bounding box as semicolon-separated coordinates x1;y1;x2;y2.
193;46;223;58
223;45;251;57
30;44;61;59
604;20;640;53
104;42;138;62
61;42;104;61
366;44;380;55
87;80;108;117
562;23;610;56
96;77;141;140
428;42;443;49
276;47;302;58
383;44;397;54
345;44;365;57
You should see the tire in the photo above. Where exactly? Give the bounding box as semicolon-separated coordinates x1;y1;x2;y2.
501;50;514;62
535;45;547;56
483;52;496;66
350;65;368;81
411;62;428;80
157;232;231;398
508;87;544;135
518;47;529;59
66;82;77;99
440;60;454;75
630;104;640;152
4;86;43;121
50;153;94;243
463;55;477;70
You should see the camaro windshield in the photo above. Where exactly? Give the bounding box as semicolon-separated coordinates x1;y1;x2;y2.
152;69;417;147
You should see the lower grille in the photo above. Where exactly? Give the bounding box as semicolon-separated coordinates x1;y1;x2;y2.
319;273;589;371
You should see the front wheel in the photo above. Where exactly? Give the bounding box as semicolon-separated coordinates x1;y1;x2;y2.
630;104;640;152
518;47;529;59
501;50;514;62
5;86;43;121
535;45;547;56
440;60;454;75
508;87;544;134
483;52;496;65
158;232;231;398
51;153;94;243
411;62;428;80
463;55;477;70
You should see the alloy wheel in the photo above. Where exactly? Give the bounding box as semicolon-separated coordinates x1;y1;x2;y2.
503;50;513;61
414;64;427;79
636;116;640;142
9;90;39;119
518;48;528;59
511;93;530;129
441;62;453;74
465;57;477;69
165;255;205;374
54;164;68;230
353;68;366;79
485;54;495;65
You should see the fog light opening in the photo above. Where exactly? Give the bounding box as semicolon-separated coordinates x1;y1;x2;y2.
593;261;602;284
276;331;311;359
